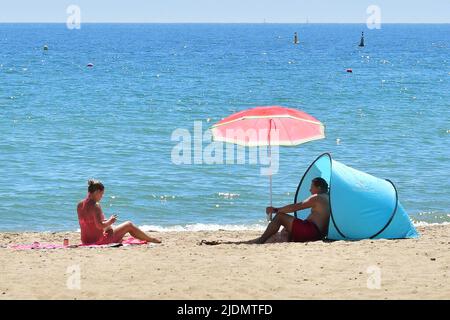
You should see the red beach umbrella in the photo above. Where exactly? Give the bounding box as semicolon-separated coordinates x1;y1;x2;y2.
211;106;325;218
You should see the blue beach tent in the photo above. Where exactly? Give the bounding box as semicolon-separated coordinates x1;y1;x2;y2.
294;153;419;240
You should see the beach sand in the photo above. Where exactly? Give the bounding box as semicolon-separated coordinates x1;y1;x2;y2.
0;225;449;300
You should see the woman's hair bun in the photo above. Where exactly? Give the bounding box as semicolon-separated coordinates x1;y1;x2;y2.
87;179;104;193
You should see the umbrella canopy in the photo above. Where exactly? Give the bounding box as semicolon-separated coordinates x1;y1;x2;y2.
211;106;325;218
211;106;325;147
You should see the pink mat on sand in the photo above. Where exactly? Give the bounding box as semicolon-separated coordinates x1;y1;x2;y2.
9;237;148;250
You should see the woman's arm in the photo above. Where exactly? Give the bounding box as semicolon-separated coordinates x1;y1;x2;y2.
93;204;116;230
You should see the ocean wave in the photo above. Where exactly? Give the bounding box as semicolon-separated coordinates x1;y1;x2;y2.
72;220;448;233
138;223;266;232
217;192;240;199
74;224;265;233
412;221;450;227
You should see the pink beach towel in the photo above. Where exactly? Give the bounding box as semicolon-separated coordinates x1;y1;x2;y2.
79;237;148;248
10;242;66;250
9;237;148;250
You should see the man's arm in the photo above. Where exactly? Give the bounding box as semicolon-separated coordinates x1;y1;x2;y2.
276;195;317;214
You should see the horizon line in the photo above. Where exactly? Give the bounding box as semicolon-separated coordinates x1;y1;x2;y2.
1;21;450;24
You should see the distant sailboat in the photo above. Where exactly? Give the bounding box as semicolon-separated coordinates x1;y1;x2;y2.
294;32;299;44
359;32;365;47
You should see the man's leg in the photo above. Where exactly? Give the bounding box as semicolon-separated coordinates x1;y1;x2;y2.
257;213;295;244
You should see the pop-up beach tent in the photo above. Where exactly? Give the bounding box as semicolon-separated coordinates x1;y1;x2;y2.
294;153;419;240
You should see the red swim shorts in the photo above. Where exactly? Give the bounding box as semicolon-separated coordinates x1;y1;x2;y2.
291;219;322;242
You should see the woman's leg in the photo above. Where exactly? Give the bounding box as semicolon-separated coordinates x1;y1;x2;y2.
112;221;161;243
257;213;295;244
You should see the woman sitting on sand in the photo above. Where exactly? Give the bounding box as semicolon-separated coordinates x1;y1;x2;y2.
77;179;161;245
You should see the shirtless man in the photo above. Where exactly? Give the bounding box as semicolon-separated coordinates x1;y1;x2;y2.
256;177;330;244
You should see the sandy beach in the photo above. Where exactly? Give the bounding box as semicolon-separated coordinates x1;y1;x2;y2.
0;225;449;300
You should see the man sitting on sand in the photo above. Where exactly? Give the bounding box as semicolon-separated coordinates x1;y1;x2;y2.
256;177;330;244
77;179;161;245
199;177;331;246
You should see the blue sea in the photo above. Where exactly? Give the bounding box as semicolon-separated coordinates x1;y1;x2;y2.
0;23;449;232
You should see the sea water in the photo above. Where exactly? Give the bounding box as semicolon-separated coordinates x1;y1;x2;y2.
0;23;449;231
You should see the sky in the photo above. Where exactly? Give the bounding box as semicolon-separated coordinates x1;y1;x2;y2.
0;0;449;23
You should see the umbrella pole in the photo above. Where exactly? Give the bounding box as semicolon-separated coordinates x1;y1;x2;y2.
269;174;272;207
268;144;273;221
